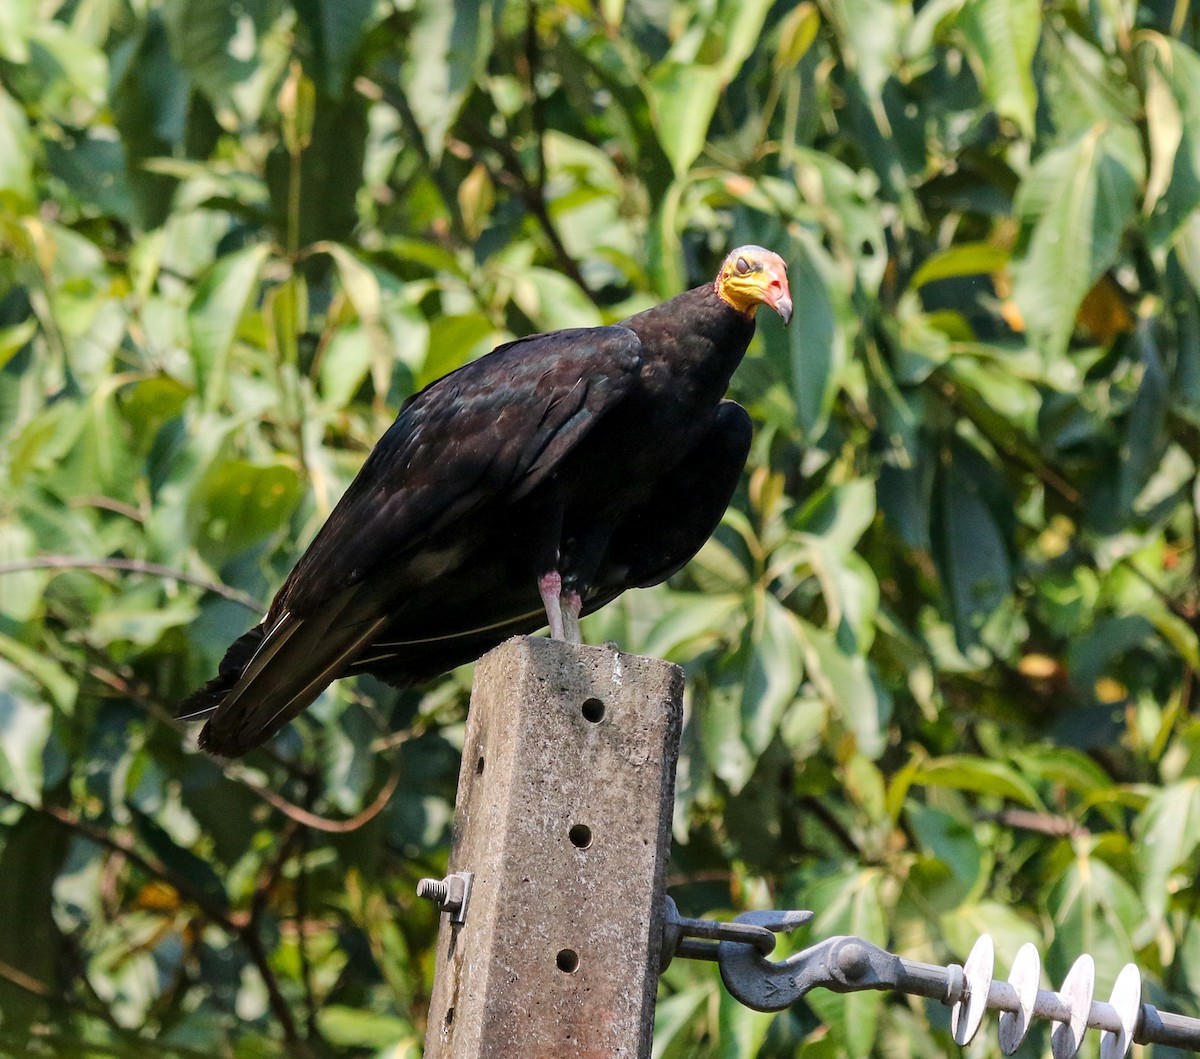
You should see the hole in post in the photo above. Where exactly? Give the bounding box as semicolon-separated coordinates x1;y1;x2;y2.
581;698;605;723
556;948;579;973
444;1006;454;1026
568;824;592;849
475;755;485;775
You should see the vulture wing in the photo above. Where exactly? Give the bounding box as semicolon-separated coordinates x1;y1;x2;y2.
184;325;643;756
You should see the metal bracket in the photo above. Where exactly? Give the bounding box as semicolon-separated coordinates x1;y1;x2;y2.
660;896;809;970
416;870;474;926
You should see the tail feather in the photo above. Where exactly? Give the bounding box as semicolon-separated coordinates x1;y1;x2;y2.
175;623;269;722
199;614;387;757
188;588;389;758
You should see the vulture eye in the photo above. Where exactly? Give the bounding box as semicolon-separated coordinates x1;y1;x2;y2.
735;257;751;275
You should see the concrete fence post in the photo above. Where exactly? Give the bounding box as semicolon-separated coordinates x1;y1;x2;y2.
422;635;684;1058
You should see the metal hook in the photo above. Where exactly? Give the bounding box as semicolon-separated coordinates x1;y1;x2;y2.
716;912;931;1013
661;897;811;970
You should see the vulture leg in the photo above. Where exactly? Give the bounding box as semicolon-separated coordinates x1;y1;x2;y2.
538;570;566;639
561;590;583;643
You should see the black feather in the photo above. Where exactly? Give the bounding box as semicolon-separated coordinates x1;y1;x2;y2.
183;280;765;756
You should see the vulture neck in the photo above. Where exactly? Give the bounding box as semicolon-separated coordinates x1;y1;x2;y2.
625;283;757;399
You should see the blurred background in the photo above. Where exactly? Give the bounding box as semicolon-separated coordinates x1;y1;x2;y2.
1;0;1198;1055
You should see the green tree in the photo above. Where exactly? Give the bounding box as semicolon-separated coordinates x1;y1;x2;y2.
0;0;1197;1056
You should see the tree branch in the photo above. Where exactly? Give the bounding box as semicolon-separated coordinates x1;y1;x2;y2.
296;781;319;1040
523;0;548;196
225;757;403;833
0;956;52;998
0;556;264;612
978;807;1088;839
0;793;308;1052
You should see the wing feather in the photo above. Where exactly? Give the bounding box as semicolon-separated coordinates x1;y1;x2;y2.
278;325;642;614
190;324;643;756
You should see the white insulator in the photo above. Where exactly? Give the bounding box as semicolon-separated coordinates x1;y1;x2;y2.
1051;954;1096;1059
1099;964;1141;1059
998;943;1042;1055
952;934;994;1046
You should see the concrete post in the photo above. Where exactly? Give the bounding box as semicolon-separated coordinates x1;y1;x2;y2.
422;635;684;1059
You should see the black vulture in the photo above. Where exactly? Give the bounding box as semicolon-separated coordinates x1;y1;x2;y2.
180;245;792;756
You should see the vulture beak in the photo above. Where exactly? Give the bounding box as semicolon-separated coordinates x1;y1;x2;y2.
771;293;793;325
762;260;793;325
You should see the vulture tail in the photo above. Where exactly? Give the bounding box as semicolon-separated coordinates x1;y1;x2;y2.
175;623;269;722
187;592;387;758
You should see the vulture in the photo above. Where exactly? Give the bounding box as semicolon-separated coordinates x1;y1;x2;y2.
180;245;792;756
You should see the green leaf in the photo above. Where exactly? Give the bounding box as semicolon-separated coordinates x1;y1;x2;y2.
909;242;1011;289
647;63;723;178
653;985;710;1058
1117;333;1170;516
1008;745;1111;795
642;592;744;660
0;0;32;63
794;478;877;551
277;60;316;155
162;0;278;105
402;0;492;159
932;443;1013;650
319;324;374;408
0;660;54;803
187;243;271;409
940;901;1041;971
45;132;135;222
797;619;885;759
130;809;230;912
775;3;820;72
0;87;33;202
1066;614;1154;697
714;0;774;85
317;243;382;327
787;229;847;440
417;313;503;390
318;1006;419;1050
91;596;199;648
958;0;1041;136
512;267;601;330
906;803;982;900
1134;779;1200;926
1049;852;1140;983
0;635;76;716
188;459;304;562
717;984;773;1059
0;522;43;621
1141;56;1183;219
292;0;376;97
314;241;391;375
909;755;1044;808
1013;123;1143;358
740;594;804;757
1141;36;1200;242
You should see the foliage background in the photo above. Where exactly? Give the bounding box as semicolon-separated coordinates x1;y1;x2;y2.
1;0;1199;1055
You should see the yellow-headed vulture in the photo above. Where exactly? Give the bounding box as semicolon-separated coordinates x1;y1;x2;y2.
180;245;792;756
